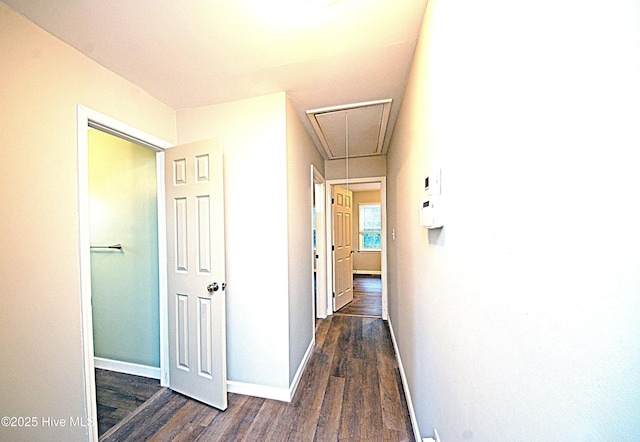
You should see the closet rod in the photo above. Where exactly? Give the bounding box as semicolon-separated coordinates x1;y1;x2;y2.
90;243;122;250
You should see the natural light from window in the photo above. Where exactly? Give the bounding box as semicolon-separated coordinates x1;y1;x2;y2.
359;203;381;251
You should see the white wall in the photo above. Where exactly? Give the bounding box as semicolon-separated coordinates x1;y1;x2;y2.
0;4;176;441
177;93;323;393
89;130;160;368
177;93;292;390
325;155;386;180
285;97;325;383
387;0;640;440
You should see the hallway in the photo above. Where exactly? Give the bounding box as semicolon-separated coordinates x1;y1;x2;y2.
101;315;414;441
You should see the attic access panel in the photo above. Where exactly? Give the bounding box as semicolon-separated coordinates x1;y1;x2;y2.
307;99;392;159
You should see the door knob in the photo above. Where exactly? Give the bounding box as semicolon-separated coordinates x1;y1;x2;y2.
207;282;219;292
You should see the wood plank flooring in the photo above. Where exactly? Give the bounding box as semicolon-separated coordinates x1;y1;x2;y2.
336;275;382;317
101;315;414;441
96;368;162;437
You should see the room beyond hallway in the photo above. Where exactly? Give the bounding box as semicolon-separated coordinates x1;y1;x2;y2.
101;315;414;441
335;275;382;318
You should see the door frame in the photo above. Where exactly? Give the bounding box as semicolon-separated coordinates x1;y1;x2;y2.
311;166;327;319
76;105;172;442
325;176;388;319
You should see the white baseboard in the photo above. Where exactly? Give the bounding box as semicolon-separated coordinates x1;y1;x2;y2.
387;318;422;442
228;336;315;403
227;380;292;402
353;270;382;275
94;357;161;380
288;336;315;400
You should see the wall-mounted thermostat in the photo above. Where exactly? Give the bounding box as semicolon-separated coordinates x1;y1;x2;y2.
420;196;444;229
424;168;441;196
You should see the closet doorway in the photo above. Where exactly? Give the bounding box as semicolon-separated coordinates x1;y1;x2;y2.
88;129;162;436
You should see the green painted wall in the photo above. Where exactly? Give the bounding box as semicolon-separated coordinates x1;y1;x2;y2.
89;130;160;367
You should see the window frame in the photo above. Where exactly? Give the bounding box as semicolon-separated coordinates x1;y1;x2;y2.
358;202;382;252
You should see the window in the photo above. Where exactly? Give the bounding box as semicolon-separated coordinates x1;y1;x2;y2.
359;203;381;251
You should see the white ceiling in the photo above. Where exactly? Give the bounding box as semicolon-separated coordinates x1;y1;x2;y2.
2;0;428;157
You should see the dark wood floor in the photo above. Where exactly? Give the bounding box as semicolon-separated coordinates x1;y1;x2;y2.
101;315;414;441
336;275;382;317
96;368;162;437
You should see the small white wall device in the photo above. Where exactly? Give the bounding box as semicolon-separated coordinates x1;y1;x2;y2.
421;166;443;229
420;196;443;229
424;167;441;196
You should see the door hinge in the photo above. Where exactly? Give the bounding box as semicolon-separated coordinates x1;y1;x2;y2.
332;245;335;251
333;292;336;298
332;198;335;204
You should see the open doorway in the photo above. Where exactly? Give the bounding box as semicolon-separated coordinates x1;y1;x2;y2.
311;166;327;321
88;128;163;436
325;177;388;320
339;182;382;317
77;105;172;442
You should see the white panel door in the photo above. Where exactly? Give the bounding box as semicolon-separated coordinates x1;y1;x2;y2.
333;185;353;311
165;138;227;410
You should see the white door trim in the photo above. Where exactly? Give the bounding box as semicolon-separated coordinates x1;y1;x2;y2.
311;166;327;319
325;177;388;320
76;105;172;442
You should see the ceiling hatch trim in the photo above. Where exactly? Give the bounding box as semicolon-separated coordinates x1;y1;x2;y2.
306;99;392;159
